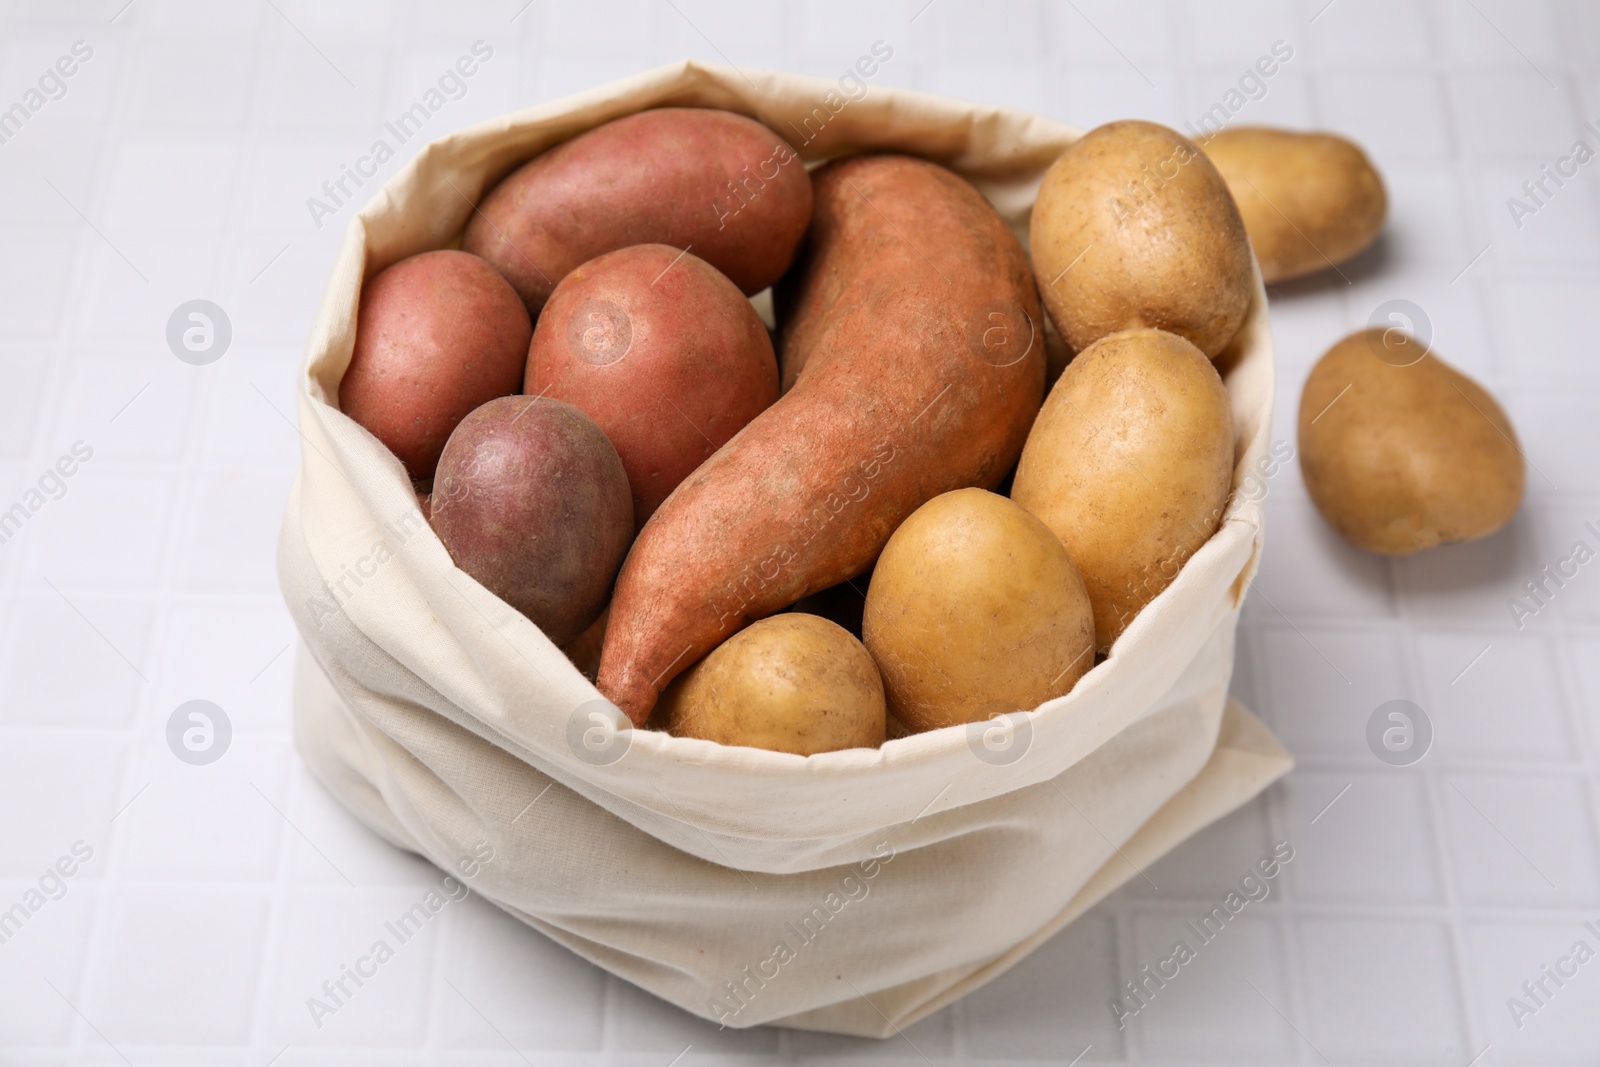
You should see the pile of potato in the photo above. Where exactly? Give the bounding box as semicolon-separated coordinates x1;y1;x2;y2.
339;105;1525;757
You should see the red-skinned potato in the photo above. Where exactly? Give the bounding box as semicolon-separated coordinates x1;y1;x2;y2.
431;396;632;645
463;107;813;313
339;250;531;479
598;154;1045;726
525;244;779;527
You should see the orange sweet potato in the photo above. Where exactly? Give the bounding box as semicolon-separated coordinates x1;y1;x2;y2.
597;155;1045;725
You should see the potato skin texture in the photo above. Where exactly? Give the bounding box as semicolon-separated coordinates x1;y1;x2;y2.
1203;127;1387;284
339;250;531;479
1299;329;1524;555
1030;120;1253;359
463;107;812;312
863;488;1095;733
660;614;886;755
1011;328;1233;653
598;154;1045;726
525;244;779;527
431;396;632;645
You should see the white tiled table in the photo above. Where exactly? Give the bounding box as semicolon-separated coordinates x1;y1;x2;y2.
2;1;1597;1063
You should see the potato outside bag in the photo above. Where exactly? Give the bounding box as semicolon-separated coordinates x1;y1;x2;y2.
278;59;1292;1037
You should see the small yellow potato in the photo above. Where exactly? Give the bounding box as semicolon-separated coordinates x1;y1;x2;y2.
862;488;1095;734
1030;120;1254;359
1011;329;1233;652
660;614;885;754
1203;126;1387;284
1299;329;1524;555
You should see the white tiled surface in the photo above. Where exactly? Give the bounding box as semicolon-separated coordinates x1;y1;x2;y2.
1;0;1597;1062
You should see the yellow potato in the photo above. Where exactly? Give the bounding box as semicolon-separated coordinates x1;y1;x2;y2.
1030;120;1254;359
1299;329;1524;555
660;614;885;754
862;488;1095;734
1011;328;1233;652
1203;126;1387;284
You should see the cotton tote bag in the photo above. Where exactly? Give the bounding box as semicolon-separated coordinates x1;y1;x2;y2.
278;59;1292;1037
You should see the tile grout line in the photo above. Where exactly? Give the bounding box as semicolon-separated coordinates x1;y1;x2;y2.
1404;616;1494;1056
1111;892;1145;1062
239;8;314;1058
47;1;161;1060
1422;0;1554;1054
1375;19;1501;1008
1549;627;1600;931
1269;783;1316;1066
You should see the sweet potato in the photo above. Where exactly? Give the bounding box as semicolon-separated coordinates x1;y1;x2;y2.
463;107;813;313
597;154;1045;725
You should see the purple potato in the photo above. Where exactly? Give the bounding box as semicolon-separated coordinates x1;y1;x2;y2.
431;396;633;644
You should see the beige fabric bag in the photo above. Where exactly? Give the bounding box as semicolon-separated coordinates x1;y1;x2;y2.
279;59;1292;1038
